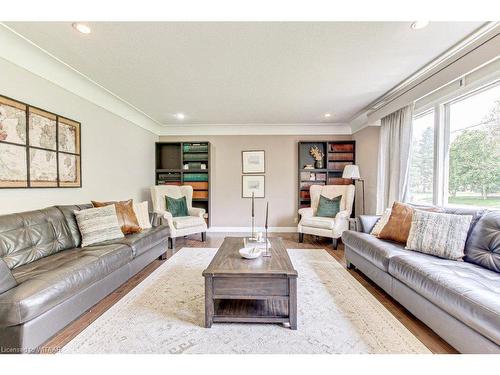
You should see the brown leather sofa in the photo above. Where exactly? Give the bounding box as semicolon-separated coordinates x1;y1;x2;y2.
0;204;169;353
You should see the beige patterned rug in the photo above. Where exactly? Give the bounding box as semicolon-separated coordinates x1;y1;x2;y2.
61;248;431;354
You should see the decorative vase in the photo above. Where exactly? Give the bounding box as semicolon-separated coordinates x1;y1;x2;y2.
315;159;324;169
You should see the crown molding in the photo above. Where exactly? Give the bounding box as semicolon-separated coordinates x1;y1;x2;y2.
158;122;351;136
0;23;163;135
349;22;500;133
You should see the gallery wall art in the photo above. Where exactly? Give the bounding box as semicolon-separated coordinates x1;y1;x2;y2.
0;94;81;188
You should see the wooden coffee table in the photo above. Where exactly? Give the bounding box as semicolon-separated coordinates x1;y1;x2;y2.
202;237;298;329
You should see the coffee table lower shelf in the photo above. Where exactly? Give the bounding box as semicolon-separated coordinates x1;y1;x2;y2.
212;298;290;324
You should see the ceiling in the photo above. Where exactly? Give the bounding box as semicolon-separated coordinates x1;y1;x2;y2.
6;22;485;126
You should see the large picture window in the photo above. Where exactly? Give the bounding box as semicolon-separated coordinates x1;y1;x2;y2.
446;84;500;208
409;81;500;209
408;110;435;205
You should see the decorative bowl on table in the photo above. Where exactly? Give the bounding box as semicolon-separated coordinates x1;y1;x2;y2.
239;247;262;259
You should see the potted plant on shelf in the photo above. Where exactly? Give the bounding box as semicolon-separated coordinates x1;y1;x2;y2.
309;146;324;169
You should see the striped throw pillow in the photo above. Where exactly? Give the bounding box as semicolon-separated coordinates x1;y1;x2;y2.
74;205;124;247
406;210;473;260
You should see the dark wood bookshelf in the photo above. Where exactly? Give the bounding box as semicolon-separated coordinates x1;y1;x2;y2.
297;140;356;211
155;141;211;227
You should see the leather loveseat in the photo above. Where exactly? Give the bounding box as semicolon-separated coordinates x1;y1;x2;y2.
0;204;168;353
342;207;500;354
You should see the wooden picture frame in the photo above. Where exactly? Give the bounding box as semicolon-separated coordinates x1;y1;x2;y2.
242;150;265;174
0;94;82;189
242;175;265;198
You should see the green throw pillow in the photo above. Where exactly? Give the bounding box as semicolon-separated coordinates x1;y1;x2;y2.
165;196;189;217
316;195;341;218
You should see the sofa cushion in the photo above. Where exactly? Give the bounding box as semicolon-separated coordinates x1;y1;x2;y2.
301;216;336;230
0;244;132;327
0;259;17;294
172;216;205;229
388;253;500;345
0;207;76;269
109;225;169;257
464;211;500;273
342;230;412;271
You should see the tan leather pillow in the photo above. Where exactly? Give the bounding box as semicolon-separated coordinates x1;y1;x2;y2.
91;199;141;235
377;202;440;244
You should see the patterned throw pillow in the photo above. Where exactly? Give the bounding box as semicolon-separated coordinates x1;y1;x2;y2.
406;210;473;260
166;196;189;217
377;202;441;244
92;199;142;234
370;208;391;236
316;195;341;218
74;205;124;247
133;201;152;230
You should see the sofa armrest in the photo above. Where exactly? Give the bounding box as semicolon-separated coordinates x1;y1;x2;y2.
189;207;206;218
149;212;162;227
335;210;350;220
155;209;174;227
358;215;381;234
298;207;313;219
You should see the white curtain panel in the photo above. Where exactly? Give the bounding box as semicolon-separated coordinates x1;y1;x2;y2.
376;103;414;213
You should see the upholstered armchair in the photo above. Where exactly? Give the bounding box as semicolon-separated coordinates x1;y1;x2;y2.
298;184;355;249
151;185;207;249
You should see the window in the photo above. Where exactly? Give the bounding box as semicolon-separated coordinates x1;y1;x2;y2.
408;81;500;209
446;84;500;209
408;110;435;205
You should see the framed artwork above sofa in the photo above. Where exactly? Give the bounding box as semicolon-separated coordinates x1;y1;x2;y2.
0;94;81;188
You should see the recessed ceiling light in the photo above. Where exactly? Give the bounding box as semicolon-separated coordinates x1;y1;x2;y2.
411;21;429;30
72;23;91;34
324;113;332;118
175;113;185;120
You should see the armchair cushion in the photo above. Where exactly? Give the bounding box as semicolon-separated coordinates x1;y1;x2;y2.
301;216;336;230
173;216;206;230
166;196;189;217
316;195;341;218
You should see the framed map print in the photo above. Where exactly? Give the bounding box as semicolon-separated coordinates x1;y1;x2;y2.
59;153;81;187
29;108;57;150
0;143;28;187
0;94;81;189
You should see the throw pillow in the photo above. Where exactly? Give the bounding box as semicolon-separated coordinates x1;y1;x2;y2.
166;196;189;217
370;208;392;236
377;202;441;244
74;205;124;247
133;201;152;230
316;195;341;218
406;210;473;260
92;199;142;235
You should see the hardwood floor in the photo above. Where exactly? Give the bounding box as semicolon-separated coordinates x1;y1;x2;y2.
41;232;458;354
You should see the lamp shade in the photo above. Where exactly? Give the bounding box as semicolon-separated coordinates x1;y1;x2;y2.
342;165;361;179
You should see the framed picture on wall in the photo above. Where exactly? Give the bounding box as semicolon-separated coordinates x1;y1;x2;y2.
242;175;265;198
0;94;82;189
242;150;265;173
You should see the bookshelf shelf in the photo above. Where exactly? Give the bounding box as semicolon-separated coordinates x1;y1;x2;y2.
155;141;211;227
297;140;356;210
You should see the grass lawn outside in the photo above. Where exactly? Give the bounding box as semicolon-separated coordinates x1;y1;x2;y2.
408;193;500;209
448;196;500;208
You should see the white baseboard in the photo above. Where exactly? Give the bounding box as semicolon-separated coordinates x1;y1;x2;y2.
207;226;298;233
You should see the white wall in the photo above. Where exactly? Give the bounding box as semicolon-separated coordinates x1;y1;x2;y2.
0;57;157;214
352;126;380;215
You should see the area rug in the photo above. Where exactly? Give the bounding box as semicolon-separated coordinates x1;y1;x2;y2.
61;248;431;354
